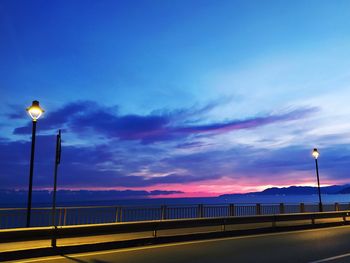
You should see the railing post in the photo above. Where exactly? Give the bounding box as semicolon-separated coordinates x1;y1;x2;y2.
222;219;226;231
300;203;305;213
279;203;285;214
343;212;348;222
58;208;62;226
335;203;339;211
311;216;315;224
256;203;261;215
63;208;67;226
229;204;235;217
272;215;276;227
115;207;119;222
119;207;123;222
198;204;204;218
161;205;167;220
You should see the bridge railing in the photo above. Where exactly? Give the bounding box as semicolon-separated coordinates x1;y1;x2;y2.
2;210;350;247
1;202;349;229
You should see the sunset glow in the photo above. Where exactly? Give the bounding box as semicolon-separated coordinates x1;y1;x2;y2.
1;1;350;199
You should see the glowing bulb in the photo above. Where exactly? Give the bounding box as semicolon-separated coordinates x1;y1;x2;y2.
27;101;44;121
312;148;319;159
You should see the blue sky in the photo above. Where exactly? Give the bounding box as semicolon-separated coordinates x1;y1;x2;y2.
1;0;350;197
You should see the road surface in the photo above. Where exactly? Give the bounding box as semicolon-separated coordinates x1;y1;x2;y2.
7;225;350;263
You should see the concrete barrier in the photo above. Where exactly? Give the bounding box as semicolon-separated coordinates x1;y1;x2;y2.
1;210;350;243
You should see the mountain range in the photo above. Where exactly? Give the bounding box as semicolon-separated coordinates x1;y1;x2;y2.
220;184;350;198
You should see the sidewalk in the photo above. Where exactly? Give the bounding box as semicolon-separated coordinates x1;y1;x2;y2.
0;223;271;253
0;224;271;261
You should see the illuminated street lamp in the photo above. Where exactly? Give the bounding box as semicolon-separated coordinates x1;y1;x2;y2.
26;100;44;227
312;148;323;212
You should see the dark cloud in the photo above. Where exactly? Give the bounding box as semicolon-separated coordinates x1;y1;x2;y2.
70;113;171;142
6;104;27;120
13;101;318;144
13;101;101;134
13;101;173;143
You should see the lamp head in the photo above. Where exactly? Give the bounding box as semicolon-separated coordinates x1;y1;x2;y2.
27;100;44;121
312;148;319;159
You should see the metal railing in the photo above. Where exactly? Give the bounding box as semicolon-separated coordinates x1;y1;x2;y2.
1;202;349;229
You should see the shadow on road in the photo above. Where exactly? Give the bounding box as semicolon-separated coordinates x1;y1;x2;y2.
61;254;110;263
61;255;88;263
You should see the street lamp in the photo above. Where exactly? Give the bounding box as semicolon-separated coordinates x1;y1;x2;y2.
312;148;323;212
26;100;44;227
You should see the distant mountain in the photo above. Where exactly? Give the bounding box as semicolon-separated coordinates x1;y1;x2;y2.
0;189;184;206
220;184;350;198
259;185;348;195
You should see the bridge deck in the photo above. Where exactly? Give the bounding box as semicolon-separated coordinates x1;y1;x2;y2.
0;217;345;258
5;224;350;263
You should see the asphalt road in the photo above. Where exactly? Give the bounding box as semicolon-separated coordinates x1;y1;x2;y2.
9;225;350;263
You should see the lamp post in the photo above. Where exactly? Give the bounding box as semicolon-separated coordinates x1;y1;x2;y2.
312;148;323;212
26;100;44;227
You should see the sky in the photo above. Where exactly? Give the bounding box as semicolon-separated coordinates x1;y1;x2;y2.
1;0;350;198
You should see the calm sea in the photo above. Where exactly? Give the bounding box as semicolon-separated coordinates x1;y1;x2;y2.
2;194;350;208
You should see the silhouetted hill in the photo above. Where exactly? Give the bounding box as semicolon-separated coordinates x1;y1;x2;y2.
0;189;183;206
220;184;350;198
259;185;348;195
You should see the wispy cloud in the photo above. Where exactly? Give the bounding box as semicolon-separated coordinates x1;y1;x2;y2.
13;101;318;144
175;107;317;134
